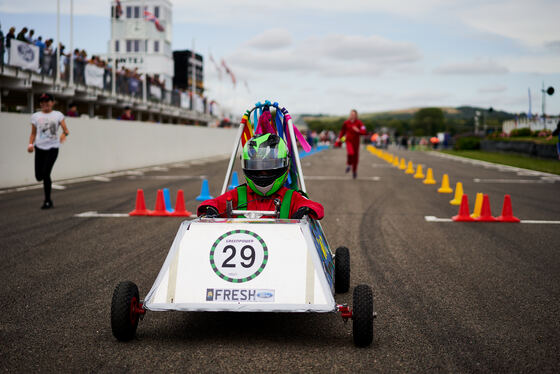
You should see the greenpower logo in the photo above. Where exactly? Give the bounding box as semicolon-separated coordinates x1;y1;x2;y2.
210;230;268;283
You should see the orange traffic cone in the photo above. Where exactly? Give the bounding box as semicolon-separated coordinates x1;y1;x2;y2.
470;192;483;219
129;189;151;216
475;194;496;222
393;156;399;167
399;159;406;170
452;194;474;222
170;190;193;217
149;189;169;216
496;194;520;222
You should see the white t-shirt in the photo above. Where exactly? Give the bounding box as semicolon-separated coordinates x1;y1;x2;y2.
31;110;65;150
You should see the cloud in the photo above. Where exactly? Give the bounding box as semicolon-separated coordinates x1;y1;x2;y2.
545;41;560;54
477;85;507;94
228;30;421;78
459;0;560;47
434;60;509;75
245;29;292;50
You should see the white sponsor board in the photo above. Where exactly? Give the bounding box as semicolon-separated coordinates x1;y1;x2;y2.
144;218;335;312
150;84;162;100
84;64;104;89
8;39;39;70
180;92;190;109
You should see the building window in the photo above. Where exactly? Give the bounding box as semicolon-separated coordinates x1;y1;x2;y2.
126;6;132;18
126;40;132;52
154;40;159;52
115;40;119;52
134;6;140;18
134;40;140;52
154;6;160;18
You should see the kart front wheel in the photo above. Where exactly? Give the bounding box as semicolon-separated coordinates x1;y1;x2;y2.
335;246;350;293
352;284;374;347
111;281;141;341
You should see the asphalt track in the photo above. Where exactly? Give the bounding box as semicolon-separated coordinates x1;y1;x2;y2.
1;146;560;373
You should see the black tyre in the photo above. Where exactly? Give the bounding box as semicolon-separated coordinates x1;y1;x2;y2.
111;281;140;341
352;284;374;347
335;247;350;293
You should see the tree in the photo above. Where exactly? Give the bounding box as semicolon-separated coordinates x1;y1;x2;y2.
411;107;445;136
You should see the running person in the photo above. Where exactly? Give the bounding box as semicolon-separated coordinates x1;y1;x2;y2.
27;93;69;209
197;133;324;219
337;109;366;179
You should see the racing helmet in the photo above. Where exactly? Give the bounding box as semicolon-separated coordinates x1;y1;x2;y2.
242;133;289;196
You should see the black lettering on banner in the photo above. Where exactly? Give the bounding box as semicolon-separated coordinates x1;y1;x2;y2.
222;245;236;268
223;289;231;300
240;290;247;301
232;289;239;301
240;245;256;268
248;290;256;301
215;289;222;299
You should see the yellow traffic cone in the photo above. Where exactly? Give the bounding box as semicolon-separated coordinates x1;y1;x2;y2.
399;159;406;170
450;182;464;205
413;164;425;179
437;174;453;193
405;161;415;174
470;192;483;218
423;168;436;184
393;156;399;167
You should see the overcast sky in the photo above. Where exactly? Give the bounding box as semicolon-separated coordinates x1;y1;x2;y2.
1;0;559;115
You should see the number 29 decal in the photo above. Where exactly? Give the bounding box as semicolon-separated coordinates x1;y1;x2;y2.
210;230;268;283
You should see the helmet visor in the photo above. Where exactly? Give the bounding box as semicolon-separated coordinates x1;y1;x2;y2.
242;147;289;170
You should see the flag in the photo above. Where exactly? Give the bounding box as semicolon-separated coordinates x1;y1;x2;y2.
144;10;164;32
115;0;123;19
209;54;223;80
221;59;236;87
241;113;254;146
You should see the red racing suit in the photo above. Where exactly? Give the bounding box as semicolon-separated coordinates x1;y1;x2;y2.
338;119;367;173
197;184;324;219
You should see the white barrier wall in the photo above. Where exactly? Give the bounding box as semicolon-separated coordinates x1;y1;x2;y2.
0;112;237;189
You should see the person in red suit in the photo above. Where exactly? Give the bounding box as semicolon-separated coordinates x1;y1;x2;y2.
197;133;324;220
337;109;366;179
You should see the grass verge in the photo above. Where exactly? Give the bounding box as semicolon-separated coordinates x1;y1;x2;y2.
438;150;560;175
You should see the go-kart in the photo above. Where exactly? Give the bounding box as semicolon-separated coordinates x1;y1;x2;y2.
111;100;375;347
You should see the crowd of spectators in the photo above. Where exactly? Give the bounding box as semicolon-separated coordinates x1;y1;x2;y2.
0;25;210;115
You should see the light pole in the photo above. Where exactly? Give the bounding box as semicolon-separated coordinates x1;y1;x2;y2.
541;82;555;117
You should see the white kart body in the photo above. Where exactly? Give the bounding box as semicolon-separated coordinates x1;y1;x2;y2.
144;217;336;313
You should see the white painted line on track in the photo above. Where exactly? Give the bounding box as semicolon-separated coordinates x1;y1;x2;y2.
306;176;381;181
92;176;111;182
127;175;206;180
75;211;130;218
424;216;560;224
473;178;555;184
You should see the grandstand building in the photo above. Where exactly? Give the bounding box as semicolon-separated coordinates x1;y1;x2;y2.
0;0;215;125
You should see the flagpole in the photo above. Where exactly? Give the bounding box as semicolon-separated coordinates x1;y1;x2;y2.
56;0;61;84
191;38;196;111
69;0;74;86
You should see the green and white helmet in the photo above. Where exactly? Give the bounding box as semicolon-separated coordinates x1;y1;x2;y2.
242;133;289;196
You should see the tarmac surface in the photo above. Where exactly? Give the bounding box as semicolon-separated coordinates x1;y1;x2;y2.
1;146;560;373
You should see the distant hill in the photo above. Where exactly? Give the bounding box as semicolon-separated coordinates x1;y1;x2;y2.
301;106;515;136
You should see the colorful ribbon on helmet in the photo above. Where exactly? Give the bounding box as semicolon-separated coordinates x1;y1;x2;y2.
240;110;253;147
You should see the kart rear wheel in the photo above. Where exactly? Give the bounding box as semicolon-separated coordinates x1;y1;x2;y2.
111;281;141;341
352;284;374;347
335;246;350;293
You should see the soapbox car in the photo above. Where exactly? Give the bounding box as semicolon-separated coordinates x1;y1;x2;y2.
111;101;375;347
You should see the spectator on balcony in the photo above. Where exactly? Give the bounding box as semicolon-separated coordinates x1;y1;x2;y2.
119;106;135;121
27;29;35;43
35;36;45;67
0;24;4;66
6;26;15;49
16;27;28;42
42;39;54;75
66;102;79;117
